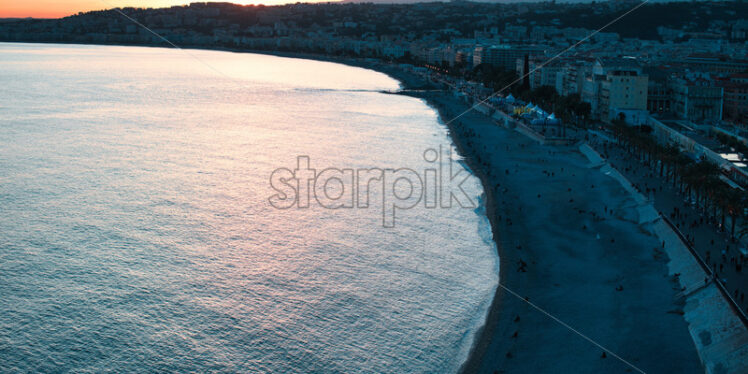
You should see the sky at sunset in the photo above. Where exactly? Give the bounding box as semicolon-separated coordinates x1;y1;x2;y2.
0;0;310;18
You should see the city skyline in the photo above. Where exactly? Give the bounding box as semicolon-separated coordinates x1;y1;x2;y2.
0;0;324;18
0;0;691;19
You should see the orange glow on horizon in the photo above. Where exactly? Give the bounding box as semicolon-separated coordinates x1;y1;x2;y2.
0;0;323;19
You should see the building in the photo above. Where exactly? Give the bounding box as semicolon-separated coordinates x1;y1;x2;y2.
602;71;648;123
645;67;673;115
730;19;748;41
678;54;748;75
716;73;748;126
648;80;672;115
472;46;485;67
503;25;527;41
518;57;564;90
476;44;544;71
671;74;724;123
555;61;591;97
382;43;407;59
582;58;648;123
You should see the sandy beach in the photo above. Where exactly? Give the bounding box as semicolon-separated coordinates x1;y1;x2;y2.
399;89;704;373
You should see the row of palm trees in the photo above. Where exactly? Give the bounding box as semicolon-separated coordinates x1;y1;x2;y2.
715;132;748;157
609;121;748;240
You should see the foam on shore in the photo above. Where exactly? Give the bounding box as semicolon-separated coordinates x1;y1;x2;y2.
412;89;704;373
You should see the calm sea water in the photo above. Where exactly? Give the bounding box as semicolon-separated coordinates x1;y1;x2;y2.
0;43;498;373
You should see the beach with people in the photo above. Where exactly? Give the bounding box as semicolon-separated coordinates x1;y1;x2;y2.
270;55;717;372
417;90;705;373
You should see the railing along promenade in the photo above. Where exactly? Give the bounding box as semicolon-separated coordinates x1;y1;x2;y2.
662;211;748;327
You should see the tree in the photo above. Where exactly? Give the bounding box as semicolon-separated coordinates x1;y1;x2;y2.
719;187;747;238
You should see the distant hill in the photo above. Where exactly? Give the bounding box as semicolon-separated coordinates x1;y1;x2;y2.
0;18;33;23
0;0;745;43
338;0;710;3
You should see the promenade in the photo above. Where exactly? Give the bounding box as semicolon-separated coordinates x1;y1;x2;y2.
589;135;748;316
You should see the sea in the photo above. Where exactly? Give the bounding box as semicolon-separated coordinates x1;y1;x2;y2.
0;42;498;373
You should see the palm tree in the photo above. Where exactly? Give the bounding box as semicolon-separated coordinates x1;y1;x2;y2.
673;154;694;192
721;187;748;239
658;145;681;181
681;161;720;209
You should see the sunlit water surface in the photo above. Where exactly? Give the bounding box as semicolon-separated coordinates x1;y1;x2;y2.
0;43;498;373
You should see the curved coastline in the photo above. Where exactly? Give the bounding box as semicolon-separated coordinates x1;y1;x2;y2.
138;44;507;371
247;51;510;373
0;43;500;373
198;48;507;371
273;52;509;372
421;99;506;374
109;46;726;374
344;58;704;373
3;42;502;372
270;53;507;372
3;42;706;373
258;51;712;373
276;54;507;372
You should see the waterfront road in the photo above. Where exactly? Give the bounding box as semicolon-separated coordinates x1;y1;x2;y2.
589;136;748;317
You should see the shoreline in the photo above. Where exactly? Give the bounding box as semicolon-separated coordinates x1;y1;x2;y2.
171;46;509;373
2;41;707;373
410;94;508;374
400;89;703;372
0;41;433;91
3;41;498;371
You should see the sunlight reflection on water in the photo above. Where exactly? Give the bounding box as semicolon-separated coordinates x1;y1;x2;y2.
0;43;498;373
